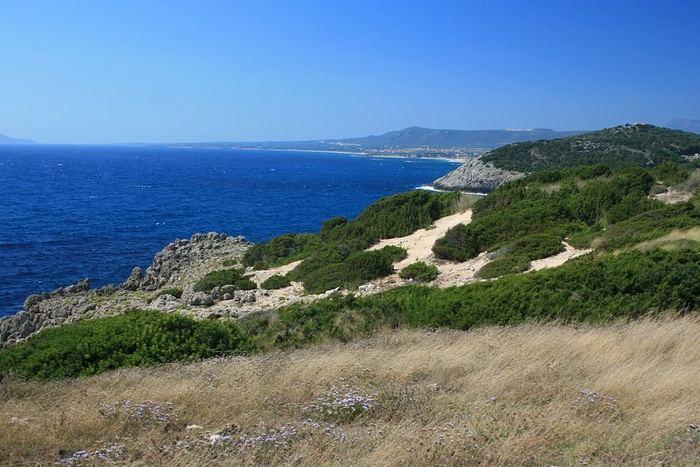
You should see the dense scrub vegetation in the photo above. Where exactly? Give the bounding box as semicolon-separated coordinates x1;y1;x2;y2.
243;233;322;269
433;163;700;274
288;245;407;294
246;190;462;293
480;124;700;172
246;248;700;350
0;311;253;380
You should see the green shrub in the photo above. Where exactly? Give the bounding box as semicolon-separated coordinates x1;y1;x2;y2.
508;233;565;260
233;278;257;290
399;262;438;282
0;310;254;380
433;223;481;261
433;164;686;263
605;194;665;224
678;169;700;192
319;216;348;241
329;190;461;244
261;274;291;290
379;245;409;262
149;287;183;302
301;263;349;294
477;255;531;279
650;184;668;196
652;161;690;185
344;249;396;282
597;201;700;251
242;233;322;269
193;268;256;292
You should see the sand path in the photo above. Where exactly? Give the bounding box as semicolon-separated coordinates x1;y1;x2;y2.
211;209;592;317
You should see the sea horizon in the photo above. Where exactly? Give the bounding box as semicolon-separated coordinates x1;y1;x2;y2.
0;145;460;318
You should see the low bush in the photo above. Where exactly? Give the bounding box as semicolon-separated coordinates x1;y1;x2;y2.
149;287;183;302
0;310;253;380
243;233;322;270
432;164;698;263
432;223;481;261
297;246;407;294
261;274;291;290
193;268;256;292
399;262;438;282
652;161;690;185
247;248;700;351
477;255;531;279
508;233;565;260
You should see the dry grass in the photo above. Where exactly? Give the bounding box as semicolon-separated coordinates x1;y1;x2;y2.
449;193;480;213
2;317;700;466
633;227;700;252
678;169;700;193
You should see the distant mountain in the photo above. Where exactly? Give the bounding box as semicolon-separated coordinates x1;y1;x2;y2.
327;126;586;150
172;126;588;154
667;118;700;134
0;133;36;144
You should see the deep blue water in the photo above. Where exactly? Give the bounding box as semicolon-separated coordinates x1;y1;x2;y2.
0;145;459;318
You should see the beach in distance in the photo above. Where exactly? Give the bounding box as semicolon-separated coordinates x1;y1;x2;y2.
0;145;460;318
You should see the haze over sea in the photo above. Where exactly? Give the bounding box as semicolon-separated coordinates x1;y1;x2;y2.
0;145;459;318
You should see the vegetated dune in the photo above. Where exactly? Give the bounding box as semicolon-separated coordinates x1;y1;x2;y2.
246;207;591;313
2;317;699;465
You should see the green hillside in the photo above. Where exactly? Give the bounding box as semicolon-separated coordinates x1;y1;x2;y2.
480;123;700;172
3;160;700;379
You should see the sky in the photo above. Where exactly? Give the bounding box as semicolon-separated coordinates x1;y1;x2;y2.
1;0;699;144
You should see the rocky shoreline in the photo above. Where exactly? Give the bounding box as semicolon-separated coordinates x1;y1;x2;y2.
0;233;253;348
431;157;524;192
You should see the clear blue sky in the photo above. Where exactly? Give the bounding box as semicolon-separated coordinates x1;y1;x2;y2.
1;0;698;144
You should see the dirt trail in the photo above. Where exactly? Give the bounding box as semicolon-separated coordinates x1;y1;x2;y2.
214;209;592;317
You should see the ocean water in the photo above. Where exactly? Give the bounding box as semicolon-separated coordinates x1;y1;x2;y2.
0;145;459;318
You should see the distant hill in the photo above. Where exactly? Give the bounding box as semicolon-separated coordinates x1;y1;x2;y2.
433;123;700;192
202;126;587;153
327;126;585;150
480;123;700;173
667;118;700;134
0;133;36;144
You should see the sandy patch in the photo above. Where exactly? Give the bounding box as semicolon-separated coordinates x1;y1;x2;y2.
210;209;593;317
530;243;593;271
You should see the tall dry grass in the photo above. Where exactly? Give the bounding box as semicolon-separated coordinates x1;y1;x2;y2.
2;317;699;465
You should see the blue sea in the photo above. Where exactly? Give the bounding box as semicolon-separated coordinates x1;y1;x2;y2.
0;145;460;318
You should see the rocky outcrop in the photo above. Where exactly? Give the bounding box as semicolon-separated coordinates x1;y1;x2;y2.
0;233;253;348
431;157;524;193
0;279;99;347
121;267;143;291
139;233;251;290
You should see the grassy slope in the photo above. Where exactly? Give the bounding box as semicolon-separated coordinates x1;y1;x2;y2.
2;318;699;466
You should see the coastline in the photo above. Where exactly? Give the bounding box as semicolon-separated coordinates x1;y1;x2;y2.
166;143;472;162
0;145;460;320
